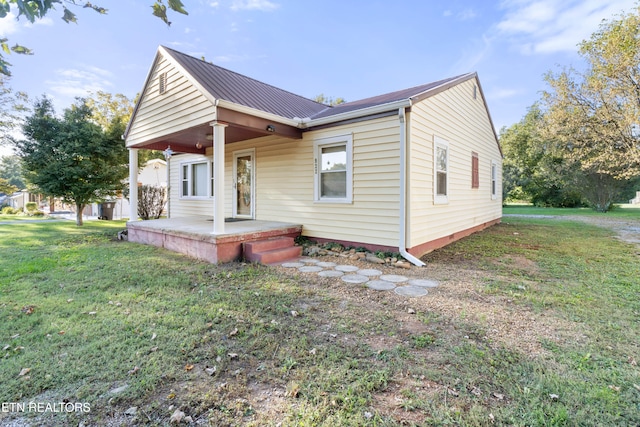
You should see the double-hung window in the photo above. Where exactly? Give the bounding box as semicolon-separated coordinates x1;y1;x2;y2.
314;135;353;203
434;136;449;204
181;161;213;198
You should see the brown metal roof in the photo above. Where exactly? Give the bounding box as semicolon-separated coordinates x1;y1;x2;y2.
309;74;475;119
163;47;476;123
163;46;329;120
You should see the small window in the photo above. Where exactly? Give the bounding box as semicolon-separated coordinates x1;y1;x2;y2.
434;136;449;204
314;135;353;203
491;161;498;200
471;152;479;189
159;72;168;94
180;161;213;198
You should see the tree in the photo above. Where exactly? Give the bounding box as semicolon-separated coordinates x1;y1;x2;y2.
500;104;583;207
0;0;188;75
15;96;129;225
0;154;25;189
0;75;29;145
542;6;640;210
0;177;16;195
314;94;346;106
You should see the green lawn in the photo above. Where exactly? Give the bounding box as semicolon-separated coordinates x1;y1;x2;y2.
1;218;639;426
503;203;640;218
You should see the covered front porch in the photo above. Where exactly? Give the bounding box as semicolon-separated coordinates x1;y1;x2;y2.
127;216;303;264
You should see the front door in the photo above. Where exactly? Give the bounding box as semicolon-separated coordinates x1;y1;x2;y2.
233;149;255;219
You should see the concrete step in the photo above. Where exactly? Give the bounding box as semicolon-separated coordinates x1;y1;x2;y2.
244;237;301;264
251;245;303;264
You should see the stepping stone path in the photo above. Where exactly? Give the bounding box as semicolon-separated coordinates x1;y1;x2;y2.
280;258;440;298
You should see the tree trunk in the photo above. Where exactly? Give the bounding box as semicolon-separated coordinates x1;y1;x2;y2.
75;203;85;226
49;197;55;213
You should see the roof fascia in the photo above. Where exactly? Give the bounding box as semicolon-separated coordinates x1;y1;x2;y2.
215;99;300;128
303;99;412;128
473;75;503;157
123;49;163;140
410;72;476;103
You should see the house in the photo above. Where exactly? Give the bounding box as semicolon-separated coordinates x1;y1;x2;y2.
83;158;167;220
124;46;502;265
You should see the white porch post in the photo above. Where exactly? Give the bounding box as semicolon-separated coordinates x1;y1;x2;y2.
211;121;227;234
128;148;139;221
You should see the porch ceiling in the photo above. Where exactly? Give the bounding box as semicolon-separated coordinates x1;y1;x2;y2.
128;107;303;155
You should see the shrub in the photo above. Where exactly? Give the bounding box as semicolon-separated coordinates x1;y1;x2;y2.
25;202;38;213
138;185;166;220
32;211;45;217
1;206;16;215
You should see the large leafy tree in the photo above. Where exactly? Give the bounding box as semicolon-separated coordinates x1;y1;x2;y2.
0;0;188;75
0;154;25;189
0;75;29;145
15;96;128;225
500;104;583;207
542;6;640;210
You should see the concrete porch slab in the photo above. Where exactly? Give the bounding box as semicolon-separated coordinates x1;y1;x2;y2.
127;216;302;264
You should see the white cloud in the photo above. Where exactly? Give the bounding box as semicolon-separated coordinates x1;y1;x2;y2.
45;66;114;104
230;0;280;12
442;7;477;21
0;13;20;36
209;1;220;7
496;0;637;54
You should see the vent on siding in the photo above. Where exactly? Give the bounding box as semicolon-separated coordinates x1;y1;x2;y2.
159;72;168;95
473;84;477;100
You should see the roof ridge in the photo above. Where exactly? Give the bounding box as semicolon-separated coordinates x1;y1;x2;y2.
161;46;329;111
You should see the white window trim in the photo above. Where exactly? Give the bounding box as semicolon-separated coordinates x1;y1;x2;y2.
180;159;214;199
433;136;449;205
491;160;498;200
313;134;353;204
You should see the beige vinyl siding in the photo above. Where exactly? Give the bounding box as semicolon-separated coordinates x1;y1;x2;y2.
408;78;502;248
167;116;401;246
257;116;401;247
126;55;216;147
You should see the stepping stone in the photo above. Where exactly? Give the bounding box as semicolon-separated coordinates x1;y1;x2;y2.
300;258;320;264
357;269;382;277
366;280;396;291
318;270;344;278
299;266;323;273
341;274;369;284
408;279;439;288
281;262;304;268
380;274;408;283
317;261;337;268
394;286;428;297
335;265;359;272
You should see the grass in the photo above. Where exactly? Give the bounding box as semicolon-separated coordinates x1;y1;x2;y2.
503;203;640;218
1;217;639;425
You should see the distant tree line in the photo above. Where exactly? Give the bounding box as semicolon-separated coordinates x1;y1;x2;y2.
501;6;640;212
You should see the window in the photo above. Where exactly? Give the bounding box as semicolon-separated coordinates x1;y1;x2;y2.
159;72;168;94
471;152;479;189
181;161;213;198
314;135;353;203
491;161;498;200
434;136;449;204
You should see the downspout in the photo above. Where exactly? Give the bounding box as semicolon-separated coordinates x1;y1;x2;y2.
398;107;426;267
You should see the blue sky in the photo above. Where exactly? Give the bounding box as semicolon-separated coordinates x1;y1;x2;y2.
0;0;637;157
